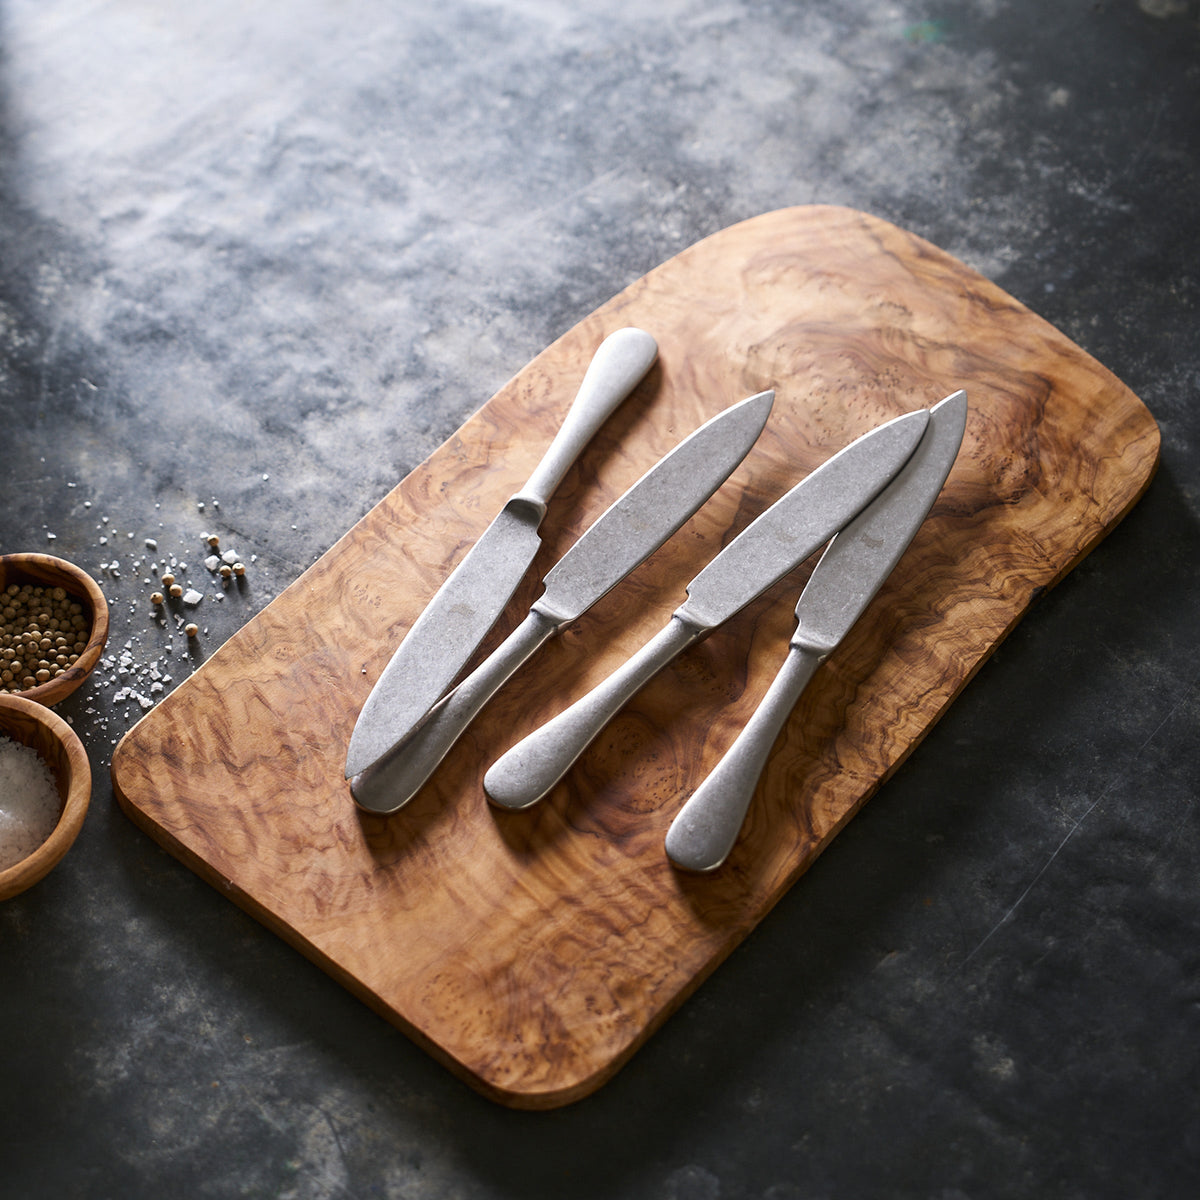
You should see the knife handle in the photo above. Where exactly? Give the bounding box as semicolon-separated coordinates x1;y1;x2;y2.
485;615;703;810
516;328;658;512
351;609;560;814
665;640;824;872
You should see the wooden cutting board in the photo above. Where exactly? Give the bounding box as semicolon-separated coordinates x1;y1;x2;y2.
111;206;1159;1108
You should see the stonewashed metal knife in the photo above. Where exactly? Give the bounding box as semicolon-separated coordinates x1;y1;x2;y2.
346;327;658;780
665;389;968;872
484;405;931;811
351;389;776;813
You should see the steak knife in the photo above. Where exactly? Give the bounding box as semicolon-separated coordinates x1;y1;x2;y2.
665;389;968;872
351;389;776;813
346;327;658;779
484;406;931;811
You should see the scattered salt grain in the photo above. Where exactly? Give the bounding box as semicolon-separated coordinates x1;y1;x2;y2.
182;589;203;606
0;736;61;871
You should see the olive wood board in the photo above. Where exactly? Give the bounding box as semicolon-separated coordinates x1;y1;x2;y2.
111;206;1159;1108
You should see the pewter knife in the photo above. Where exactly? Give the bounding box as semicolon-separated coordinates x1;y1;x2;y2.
484;406;931;811
346;327;658;779
665;389;968;872
351;389;776;813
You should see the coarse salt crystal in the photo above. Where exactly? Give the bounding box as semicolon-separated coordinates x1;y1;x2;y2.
0;737;61;871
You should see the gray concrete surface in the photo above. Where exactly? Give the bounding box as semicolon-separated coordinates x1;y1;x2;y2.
2;2;1197;1196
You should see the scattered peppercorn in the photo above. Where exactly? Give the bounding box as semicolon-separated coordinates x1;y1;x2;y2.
0;582;90;693
169;584;183;599
184;623;198;638
150;591;164;606
161;572;175;587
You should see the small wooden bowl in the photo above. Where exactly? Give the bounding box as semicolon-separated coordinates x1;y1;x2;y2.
0;552;109;706
0;692;92;900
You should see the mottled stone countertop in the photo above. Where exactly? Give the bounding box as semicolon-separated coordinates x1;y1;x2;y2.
2;2;1197;1197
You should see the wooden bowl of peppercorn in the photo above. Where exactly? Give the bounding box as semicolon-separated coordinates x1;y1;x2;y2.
0;553;109;707
0;692;92;900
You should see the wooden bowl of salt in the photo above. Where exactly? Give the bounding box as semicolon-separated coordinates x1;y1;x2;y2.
0;693;91;900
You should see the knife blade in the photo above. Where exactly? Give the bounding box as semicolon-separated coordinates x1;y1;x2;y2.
350;389;776;813
665;389;968;872
483;405;931;811
346;326;659;779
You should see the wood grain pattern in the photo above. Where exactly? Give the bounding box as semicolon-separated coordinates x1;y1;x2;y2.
110;206;1159;1107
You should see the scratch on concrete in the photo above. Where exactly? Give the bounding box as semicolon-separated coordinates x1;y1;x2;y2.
960;679;1199;969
